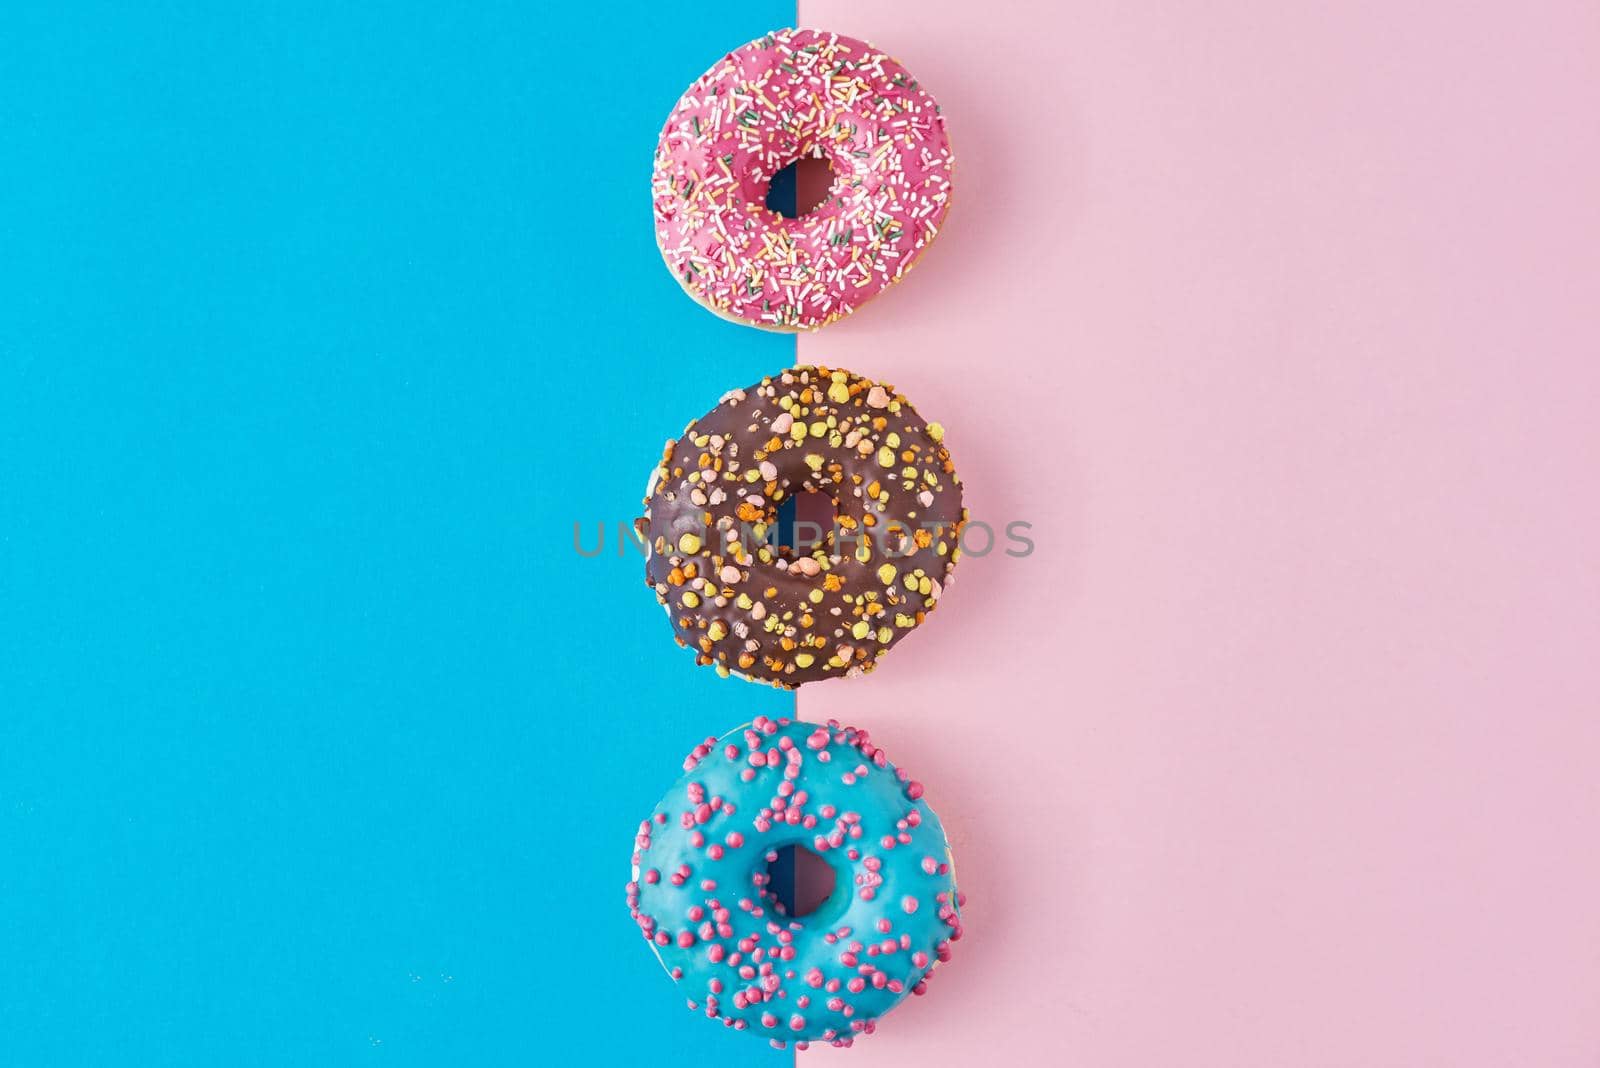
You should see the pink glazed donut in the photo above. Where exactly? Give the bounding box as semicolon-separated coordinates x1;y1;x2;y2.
652;29;954;331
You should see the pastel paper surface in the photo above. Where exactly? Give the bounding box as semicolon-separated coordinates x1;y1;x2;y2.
798;2;1600;1065
3;2;1600;1067
0;5;797;1067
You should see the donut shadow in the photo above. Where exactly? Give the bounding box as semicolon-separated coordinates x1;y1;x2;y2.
805;384;1087;694
826;716;1087;1047
803;30;1088;342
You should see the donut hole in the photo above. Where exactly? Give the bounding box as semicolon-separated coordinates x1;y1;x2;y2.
774;490;836;555
764;154;836;219
765;843;838;918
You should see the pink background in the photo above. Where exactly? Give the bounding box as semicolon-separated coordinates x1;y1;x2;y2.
796;2;1600;1064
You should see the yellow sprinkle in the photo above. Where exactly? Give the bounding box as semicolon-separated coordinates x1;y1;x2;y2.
682;591;701;608
877;446;895;468
851;620;871;640
707;620;728;641
827;381;850;403
877;564;897;585
876;626;892;643
808;588;824;603
794;653;815;668
678;533;702;554
927;422;945;443
809;420;828;438
805;453;823;471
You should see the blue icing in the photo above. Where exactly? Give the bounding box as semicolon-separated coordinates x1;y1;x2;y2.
625;717;963;1047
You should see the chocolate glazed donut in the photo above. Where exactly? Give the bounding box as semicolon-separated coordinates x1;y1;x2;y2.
638;366;966;687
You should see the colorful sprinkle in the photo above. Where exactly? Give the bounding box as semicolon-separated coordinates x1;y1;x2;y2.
626;717;963;1046
652;29;954;331
639;366;967;688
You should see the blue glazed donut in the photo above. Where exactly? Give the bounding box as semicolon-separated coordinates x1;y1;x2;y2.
624;716;963;1048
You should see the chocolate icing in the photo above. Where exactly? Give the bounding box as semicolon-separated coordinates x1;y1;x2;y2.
639;366;966;687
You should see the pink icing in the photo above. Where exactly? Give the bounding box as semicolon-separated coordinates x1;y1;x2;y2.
652;29;954;330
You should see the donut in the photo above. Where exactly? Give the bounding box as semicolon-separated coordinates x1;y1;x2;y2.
652;28;953;331
636;365;967;688
625;716;964;1048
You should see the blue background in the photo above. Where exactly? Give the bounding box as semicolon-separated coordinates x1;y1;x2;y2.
1;4;796;1064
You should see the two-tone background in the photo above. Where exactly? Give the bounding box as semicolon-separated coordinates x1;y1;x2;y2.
4;2;1600;1065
